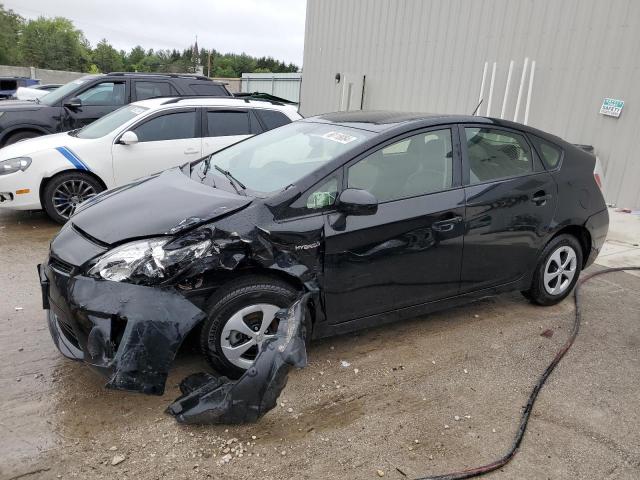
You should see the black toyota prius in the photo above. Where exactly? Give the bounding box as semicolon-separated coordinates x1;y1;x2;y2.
38;111;608;394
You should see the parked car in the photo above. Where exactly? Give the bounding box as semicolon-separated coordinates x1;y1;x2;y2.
38;111;608;392
13;84;63;101
0;72;232;146
0;76;40;99
0;96;301;222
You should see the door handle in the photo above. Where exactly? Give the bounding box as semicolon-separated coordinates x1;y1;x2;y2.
184;148;199;155
432;215;463;232
531;191;551;206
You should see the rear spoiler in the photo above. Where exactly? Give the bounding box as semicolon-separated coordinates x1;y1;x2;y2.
233;92;298;106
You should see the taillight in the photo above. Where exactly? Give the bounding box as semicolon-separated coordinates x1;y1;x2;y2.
594;173;602;189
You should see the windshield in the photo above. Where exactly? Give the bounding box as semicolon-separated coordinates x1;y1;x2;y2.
201;122;373;193
75;105;149;139
39;76;96;106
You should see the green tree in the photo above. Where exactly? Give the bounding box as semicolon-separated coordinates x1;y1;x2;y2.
92;39;124;73
19;16;91;71
0;4;24;65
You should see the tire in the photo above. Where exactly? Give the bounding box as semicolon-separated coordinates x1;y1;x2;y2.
4;131;40;146
42;171;104;224
523;234;583;306
199;276;305;379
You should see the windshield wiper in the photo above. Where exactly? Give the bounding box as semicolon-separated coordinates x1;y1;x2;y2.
214;164;246;194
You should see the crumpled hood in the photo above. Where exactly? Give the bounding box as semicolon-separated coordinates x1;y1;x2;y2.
0;131;75;161
71;168;252;245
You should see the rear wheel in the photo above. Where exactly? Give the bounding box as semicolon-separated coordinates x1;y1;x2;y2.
523;234;583;306
43;172;104;224
199;276;303;379
4;131;40;146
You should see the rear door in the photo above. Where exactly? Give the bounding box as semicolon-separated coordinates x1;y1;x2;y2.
202;108;261;156
323;126;465;324
459;125;557;291
64;80;128;129
111;108;201;184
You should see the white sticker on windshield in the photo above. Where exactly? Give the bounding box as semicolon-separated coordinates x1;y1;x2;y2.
322;131;358;144
130;107;145;115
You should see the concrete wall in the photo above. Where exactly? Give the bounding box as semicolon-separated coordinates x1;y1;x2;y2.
241;73;302;102
0;65;85;84
301;0;640;208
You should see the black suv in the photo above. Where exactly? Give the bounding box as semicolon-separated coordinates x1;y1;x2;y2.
0;73;231;146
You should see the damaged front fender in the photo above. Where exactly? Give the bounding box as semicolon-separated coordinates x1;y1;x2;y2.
167;293;310;424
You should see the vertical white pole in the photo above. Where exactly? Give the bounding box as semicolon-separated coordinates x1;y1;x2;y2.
514;57;529;122
500;60;514;119
486;62;496;117
477;61;488;114
524;60;536;125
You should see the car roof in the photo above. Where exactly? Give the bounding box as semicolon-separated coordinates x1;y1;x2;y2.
131;96;300;112
302;110;559;140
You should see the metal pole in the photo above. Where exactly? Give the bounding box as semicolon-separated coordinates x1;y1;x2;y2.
500;60;514;119
477;62;488;115
486;62;496;117
514;57;529;122
524;60;536;125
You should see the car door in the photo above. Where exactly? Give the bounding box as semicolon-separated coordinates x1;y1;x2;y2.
459;125;558;291
111;108;202;185
63;80;128;129
322;127;465;324
201;108;262;156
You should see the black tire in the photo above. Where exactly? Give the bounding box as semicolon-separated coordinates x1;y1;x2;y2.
42;171;104;224
199;275;304;379
4;131;40;146
523;234;583;306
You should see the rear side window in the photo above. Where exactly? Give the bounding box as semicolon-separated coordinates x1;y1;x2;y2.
190;83;228;96
256;109;291;130
530;135;563;169
207;110;251;136
135;81;178;100
133;111;197;142
465;128;532;184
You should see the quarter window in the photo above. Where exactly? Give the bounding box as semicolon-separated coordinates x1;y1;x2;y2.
133;111;197;142
77;82;126;106
465;128;532;184
347;129;453;203
207;110;251;136
256;109;291;130
190;83;228;96
530;135;562;169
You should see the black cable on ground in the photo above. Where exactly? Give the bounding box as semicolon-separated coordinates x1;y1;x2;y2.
415;266;640;480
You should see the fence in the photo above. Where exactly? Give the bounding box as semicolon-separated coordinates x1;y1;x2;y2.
241;73;302;103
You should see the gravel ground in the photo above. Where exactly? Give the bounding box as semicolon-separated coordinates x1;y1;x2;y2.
1;208;639;480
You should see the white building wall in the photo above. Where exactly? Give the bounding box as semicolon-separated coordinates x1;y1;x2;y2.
300;0;640;208
241;73;302;102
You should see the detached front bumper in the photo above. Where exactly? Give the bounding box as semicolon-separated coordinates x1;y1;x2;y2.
38;261;206;395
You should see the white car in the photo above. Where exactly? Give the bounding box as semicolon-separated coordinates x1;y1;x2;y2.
0;97;301;222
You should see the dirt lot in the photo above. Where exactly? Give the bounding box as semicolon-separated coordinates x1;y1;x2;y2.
1;209;639;480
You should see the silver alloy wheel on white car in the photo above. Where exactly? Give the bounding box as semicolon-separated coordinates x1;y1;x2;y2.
543;245;578;295
52;179;98;220
220;303;281;369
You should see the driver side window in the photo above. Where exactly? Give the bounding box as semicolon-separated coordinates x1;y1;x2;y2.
77;82;126;106
347;129;453;203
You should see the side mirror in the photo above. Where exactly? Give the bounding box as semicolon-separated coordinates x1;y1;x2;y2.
64;97;82;109
336;188;378;216
119;131;139;145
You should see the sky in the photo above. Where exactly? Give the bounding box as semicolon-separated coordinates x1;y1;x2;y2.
4;0;307;66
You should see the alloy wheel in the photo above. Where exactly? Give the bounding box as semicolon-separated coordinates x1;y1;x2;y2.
52;179;98;220
220;303;281;369
543;245;577;295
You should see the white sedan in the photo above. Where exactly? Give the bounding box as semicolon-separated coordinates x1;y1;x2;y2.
0;97;301;222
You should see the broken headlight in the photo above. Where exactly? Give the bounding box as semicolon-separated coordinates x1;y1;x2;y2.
88;237;211;284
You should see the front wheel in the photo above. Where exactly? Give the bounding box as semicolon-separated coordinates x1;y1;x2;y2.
199;276;303;379
43;172;104;224
523;234;583;306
